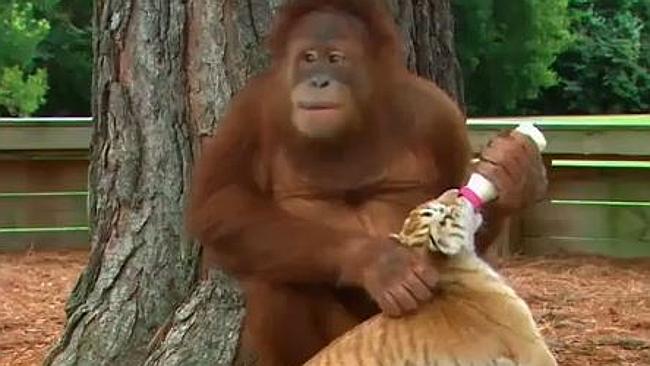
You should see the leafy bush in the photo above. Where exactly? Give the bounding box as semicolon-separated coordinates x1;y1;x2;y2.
531;0;650;114
453;0;571;116
0;66;49;116
35;0;92;116
0;1;55;116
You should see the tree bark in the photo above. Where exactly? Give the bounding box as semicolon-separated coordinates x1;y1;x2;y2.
388;0;464;105
45;1;463;365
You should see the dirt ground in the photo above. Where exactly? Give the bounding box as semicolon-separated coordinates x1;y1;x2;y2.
0;250;649;366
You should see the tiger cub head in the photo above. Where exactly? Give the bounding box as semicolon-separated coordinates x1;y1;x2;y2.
390;189;483;256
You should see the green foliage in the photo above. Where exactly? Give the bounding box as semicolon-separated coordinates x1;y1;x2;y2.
453;0;571;116
35;0;92;116
0;1;56;116
531;0;650;114
0;66;49;116
0;2;51;67
0;0;91;116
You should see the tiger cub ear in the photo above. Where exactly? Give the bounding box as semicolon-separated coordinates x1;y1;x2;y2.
435;188;460;205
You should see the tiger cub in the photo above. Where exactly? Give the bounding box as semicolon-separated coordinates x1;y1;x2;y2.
304;189;557;366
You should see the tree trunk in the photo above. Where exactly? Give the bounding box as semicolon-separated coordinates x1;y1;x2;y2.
388;0;464;105
45;1;463;365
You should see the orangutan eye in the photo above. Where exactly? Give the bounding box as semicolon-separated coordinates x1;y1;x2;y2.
303;50;318;63
328;51;345;64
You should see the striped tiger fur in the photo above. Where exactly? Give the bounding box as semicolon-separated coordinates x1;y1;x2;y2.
304;189;557;366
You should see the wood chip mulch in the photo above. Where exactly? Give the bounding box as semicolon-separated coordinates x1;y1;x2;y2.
0;250;88;366
1;250;649;366
498;255;650;366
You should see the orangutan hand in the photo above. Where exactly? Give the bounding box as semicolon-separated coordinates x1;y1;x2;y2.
474;130;549;215
340;237;439;318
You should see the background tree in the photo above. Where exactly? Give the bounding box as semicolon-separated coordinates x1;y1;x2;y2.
44;1;464;365
452;0;571;116
35;0;93;116
0;0;57;116
529;0;650;114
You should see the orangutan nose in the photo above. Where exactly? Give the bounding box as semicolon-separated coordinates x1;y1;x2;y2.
310;74;331;89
